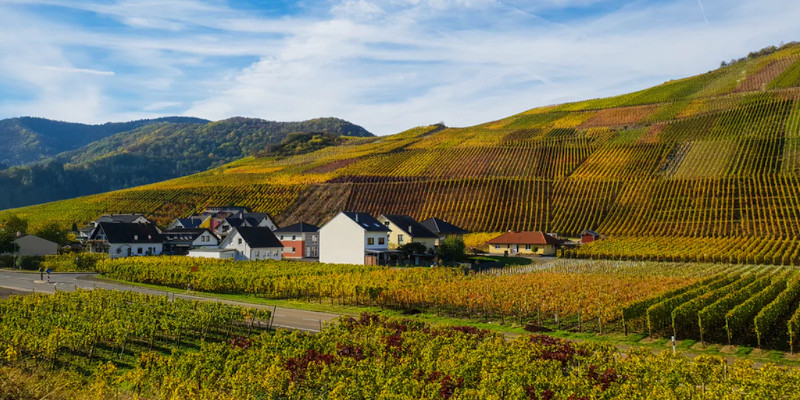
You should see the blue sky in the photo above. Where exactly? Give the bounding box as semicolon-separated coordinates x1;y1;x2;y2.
1;0;799;135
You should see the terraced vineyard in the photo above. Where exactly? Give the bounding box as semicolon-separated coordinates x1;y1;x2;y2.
5;45;800;264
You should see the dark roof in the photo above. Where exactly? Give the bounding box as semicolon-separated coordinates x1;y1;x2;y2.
341;212;391;232
421;217;469;236
487;231;560;246
244;217;262;227
243;212;269;220
175;218;204;228
225;217;245;227
380;214;438;238
581;229;600;236
274;222;319;233
92;222;162;244
162;228;216;242
233;227;283;248
96;214;147;224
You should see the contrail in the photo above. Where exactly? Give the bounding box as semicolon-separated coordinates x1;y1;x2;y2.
697;0;710;26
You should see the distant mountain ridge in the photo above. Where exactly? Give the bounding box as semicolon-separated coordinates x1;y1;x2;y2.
0;116;372;209
0;116;209;167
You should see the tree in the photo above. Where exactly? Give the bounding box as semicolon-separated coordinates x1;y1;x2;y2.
1;215;28;236
436;237;466;263
35;222;69;246
398;242;427;258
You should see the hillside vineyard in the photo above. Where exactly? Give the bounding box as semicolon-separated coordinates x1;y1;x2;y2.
6;45;800;264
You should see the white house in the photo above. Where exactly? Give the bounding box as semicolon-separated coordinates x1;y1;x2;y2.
13;235;58;256
77;214;152;241
88;222;163;259
219;227;283;261
378;214;439;252
187;248;237;259
319;212;394;265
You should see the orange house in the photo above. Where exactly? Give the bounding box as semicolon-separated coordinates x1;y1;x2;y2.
275;222;319;259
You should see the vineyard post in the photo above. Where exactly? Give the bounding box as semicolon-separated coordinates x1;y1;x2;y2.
268;306;276;330
671;336;676;355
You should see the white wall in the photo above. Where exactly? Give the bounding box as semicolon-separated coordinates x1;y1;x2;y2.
187;250;236;259
249;247;282;260
191;231;219;248
320;214;366;265
108;243;163;259
365;231;389;251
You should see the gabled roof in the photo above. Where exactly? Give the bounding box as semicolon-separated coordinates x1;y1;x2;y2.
421;217;469;236
96;214;147;224
274;222;319;233
487;231;560;246
341;212;391;232
233;227;283;248
162;228;217;242
14;235;58;246
380;214;438;238
225;217;245;227
92;222;162;244
175;217;204;228
581;229;600;236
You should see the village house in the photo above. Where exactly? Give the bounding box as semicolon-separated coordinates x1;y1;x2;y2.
13;235;58;256
580;229;602;244
77;214;152;241
87;222;163;258
319;212;395;265
198;207;278;237
161;228;219;255
377;214;438;252
420;217;469;245
187;248;237;260
274;222;319;259
167;215;209;230
486;231;560;256
219;226;283;261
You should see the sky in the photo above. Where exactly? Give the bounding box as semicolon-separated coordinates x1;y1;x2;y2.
0;0;799;135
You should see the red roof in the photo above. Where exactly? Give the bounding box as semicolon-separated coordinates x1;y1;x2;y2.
487;231;560;246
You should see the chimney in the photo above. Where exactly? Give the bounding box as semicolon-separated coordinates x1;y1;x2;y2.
409;225;413;235
355;214;359;222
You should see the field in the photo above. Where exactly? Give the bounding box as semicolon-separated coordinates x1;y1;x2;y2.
4;47;800;265
86;257;800;352
3;290;800;399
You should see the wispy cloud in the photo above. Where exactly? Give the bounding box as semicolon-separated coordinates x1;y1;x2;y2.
40;66;115;76
0;0;799;133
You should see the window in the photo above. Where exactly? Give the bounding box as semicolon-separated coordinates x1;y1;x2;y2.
137;247;143;254
385;221;390;226
238;238;242;245
280;235;284;240
273;250;279;256
398;234;404;244
495;245;500;249
378;237;385;245
312;235;318;242
525;244;531;250
367;238;375;245
133;235;138;241
291;247;295;253
292;235;296;240
256;250;260;257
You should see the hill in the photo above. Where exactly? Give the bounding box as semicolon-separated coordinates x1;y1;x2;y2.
4;43;800;264
0;117;372;209
0;116;209;167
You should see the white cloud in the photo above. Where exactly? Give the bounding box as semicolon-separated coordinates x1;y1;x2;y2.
2;0;800;132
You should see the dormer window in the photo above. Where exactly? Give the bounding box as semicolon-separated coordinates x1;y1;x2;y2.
133;234;138;241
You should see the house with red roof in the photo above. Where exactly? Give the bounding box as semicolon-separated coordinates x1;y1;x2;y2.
486;231;560;256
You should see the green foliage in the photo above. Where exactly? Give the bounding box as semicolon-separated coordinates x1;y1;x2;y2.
725;273;792;344
33;221;69;246
398;242;428;256
0;117;371;210
697;273;774;341
436;236;466;263
261;131;346;157
646;274;738;335
670;273;757;339
754;277;800;348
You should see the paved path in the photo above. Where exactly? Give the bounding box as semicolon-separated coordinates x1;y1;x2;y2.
0;270;341;332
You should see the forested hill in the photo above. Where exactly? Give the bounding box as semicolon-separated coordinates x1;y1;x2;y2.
0;116;209;167
5;42;800;264
0;117;372;210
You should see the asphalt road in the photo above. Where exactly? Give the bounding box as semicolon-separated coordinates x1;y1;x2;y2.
0;270;341;332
